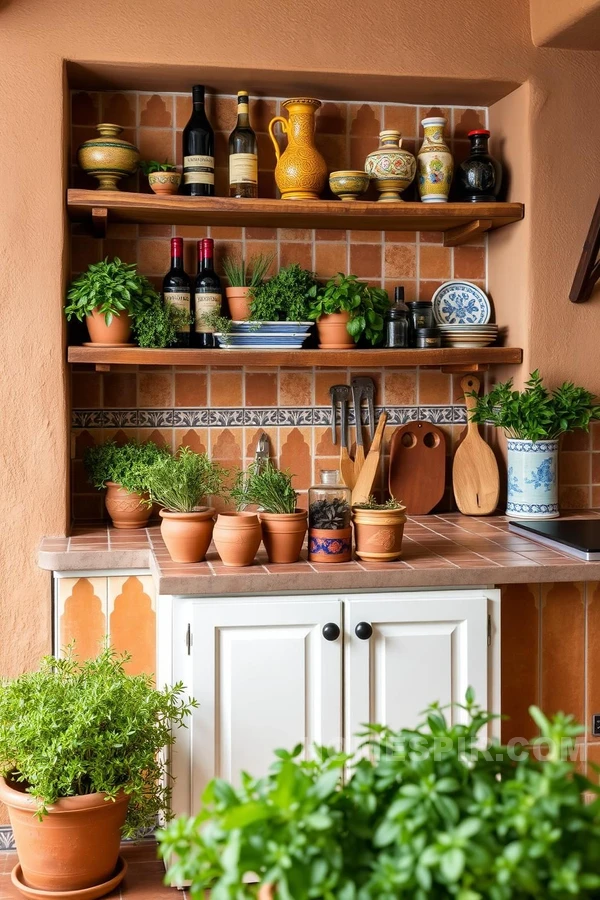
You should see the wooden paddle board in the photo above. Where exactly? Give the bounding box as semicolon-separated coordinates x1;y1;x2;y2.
388;421;446;514
452;375;500;515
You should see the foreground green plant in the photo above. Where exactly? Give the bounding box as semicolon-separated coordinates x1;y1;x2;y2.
308;273;390;346
250;263;317;322
64;257;158;326
470;370;600;441
133;295;191;348
84;439;168;494
0;646;196;837
223;253;275;288
158;693;600;899
231;461;298;514
139;159;177;174
145;446;228;512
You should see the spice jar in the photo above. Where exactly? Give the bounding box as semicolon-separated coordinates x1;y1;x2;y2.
308;470;352;563
384;286;409;348
415;326;441;348
406;301;434;346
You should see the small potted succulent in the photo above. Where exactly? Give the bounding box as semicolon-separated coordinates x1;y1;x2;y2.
223;252;275;320
231;461;307;564
0;646;195;898
249;263;317;325
352;495;407;561
133;295;191;348
84;439;167;529
140;159;181;195
65;257;159;345
308;272;390;349
308;470;352;562
144;447;228;563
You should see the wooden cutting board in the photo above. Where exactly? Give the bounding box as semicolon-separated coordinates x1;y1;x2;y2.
452;375;500;515
388;421;446;514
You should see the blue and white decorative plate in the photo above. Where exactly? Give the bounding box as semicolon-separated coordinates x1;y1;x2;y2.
231;321;313;334
432;281;491;325
215;332;309;349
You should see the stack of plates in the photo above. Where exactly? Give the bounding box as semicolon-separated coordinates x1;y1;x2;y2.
215;321;313;350
438;324;498;348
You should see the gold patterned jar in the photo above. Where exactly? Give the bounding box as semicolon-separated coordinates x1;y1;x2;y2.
77;123;140;191
268;98;328;200
417;117;453;204
364;130;416;202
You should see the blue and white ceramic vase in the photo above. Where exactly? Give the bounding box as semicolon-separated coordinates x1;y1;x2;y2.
506;439;559;519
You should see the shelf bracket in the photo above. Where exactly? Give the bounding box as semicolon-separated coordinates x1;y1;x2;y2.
443;218;493;247
570;195;600;303
91;207;108;239
441;363;490;374
95;363;111;372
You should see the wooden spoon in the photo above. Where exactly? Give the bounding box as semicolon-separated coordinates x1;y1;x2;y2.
452;375;500;515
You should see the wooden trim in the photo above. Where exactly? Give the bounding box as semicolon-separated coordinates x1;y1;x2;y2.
443;218;493;248
90;207;108;238
570;195;600;302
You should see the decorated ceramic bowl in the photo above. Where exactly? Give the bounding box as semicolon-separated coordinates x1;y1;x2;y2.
148;171;181;195
329;170;370;201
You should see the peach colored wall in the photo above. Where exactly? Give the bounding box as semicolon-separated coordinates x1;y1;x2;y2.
531;0;600;48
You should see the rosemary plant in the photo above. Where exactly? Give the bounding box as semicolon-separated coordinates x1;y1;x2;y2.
144;447;228;513
353;495;405;510
222;253;275;288
231;461;298;514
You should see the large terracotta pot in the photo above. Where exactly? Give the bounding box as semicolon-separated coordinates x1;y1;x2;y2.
104;482;151;530
308;526;352;563
226;286;252;320
316;311;355;350
352;506;407;561
213;511;262;567
86;309;133;345
259;510;308;564
160;508;216;563
77;123;139;191
268;98;328;200
0;776;128;893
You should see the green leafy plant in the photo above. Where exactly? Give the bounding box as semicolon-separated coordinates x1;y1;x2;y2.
231;461;298;514
158;693;600;899
309;496;351;529
133;295;191;348
0;645;196;837
249;264;317;322
84;439;168;494
144;446;228;512
64;257;159;326
470;369;600;441
308;273;390;346
223;253;275;288
139;159;177;174
353;495;405;510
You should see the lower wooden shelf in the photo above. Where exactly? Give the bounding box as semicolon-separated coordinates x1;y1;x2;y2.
68;345;523;371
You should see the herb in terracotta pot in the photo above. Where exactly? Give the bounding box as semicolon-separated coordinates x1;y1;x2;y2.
65;257;158;345
223;252;275;320
308;272;390;348
231;461;307;564
140;159;181;195
144;447;228;563
352;495;407;562
133;294;192;348
84;439;168;529
0;646;195;896
249;263;317;323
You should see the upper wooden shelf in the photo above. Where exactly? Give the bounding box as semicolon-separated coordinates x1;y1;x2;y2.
68;345;523;372
67;191;524;247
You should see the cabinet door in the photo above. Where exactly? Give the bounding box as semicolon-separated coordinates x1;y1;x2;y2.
187;598;342;808
345;592;489;751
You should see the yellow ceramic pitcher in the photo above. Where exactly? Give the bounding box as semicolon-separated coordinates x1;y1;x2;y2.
268;98;328;200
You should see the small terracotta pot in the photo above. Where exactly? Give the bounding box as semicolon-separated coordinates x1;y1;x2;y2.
226;286;252;320
308;526;352;562
148;171;181;195
316;311;355;349
160;508;215;563
213;511;263;567
0;776;128;893
104;482;151;530
86;309;133;345
352;506;407;561
259;510;307;564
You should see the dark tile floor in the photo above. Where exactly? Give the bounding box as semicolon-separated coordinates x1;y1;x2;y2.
0;843;185;899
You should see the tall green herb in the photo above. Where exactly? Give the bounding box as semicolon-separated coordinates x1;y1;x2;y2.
231;461;298;514
249;263;317;322
144;446;228;512
223;253;275;288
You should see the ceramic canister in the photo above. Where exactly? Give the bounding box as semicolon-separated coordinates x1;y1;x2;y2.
417;117;453;204
506;439;559;519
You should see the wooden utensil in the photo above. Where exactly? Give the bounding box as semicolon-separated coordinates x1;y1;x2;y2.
388;421;446;514
452;375;500;515
352;412;388;505
352;381;366;479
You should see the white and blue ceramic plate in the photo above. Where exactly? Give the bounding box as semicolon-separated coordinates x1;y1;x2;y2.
215;332;309;349
231;321;313;334
432;281;491;325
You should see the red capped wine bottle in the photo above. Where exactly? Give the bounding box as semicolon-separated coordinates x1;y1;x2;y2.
193;238;221;348
163;237;191;347
229;91;258;199
182;85;215;196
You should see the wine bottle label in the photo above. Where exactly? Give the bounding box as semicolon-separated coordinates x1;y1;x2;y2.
229;152;258;185
183;155;215;185
164;290;190;332
194;291;221;332
237;101;249;115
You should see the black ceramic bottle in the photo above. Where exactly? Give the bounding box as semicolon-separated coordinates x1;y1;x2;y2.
457;129;502;203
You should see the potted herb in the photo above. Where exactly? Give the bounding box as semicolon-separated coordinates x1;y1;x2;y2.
0;646;195;897
471;370;600;519
231;461;307;564
308;272;390;348
84;439;167;529
133;295;191;348
159;693;600;899
308;469;352;562
352;495;407;561
249;263;317;324
144;447;228;563
223;252;275;320
140;159;181;195
65;257;158;345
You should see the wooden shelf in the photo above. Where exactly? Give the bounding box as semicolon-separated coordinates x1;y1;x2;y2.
67;191;524;246
68;345;523;372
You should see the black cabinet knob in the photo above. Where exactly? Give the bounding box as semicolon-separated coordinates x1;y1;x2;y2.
355;621;373;640
322;622;340;641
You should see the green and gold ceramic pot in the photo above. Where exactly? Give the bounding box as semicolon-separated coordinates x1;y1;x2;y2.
329;170;370;201
417;117;454;204
77;123;139;191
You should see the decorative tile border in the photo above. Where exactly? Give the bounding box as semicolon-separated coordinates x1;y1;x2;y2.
0;825;15;850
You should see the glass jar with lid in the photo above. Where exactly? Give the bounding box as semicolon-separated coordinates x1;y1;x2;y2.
308;469;352;563
406;301;434;346
384;286;409;348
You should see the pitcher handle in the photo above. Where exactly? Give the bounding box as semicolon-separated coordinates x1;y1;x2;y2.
268;116;288;163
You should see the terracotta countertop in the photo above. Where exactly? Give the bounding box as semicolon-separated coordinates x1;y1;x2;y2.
38;512;600;595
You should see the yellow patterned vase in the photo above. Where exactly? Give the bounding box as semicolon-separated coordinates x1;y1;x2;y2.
417;117;454;204
268;98;328;200
77;123;140;191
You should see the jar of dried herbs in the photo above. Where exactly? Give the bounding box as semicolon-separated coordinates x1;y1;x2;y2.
308;470;352;563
